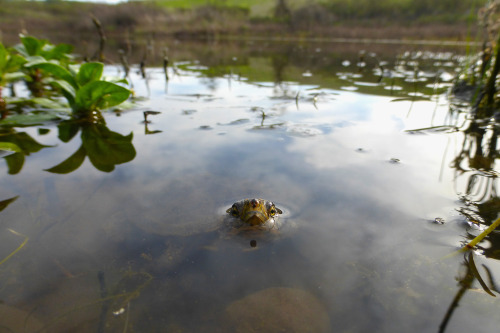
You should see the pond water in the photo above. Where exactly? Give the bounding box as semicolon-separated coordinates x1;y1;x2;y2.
1;40;499;332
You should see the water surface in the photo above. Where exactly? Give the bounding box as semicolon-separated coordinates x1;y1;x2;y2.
0;41;499;332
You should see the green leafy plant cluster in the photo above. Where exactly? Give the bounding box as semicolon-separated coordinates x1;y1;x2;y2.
0;35;131;118
0;35;134;174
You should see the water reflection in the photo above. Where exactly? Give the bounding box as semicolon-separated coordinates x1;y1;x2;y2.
0;126;52;174
409;80;500;332
0;111;136;174
0;195;18;212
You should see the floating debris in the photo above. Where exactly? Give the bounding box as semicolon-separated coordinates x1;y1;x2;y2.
433;217;446;225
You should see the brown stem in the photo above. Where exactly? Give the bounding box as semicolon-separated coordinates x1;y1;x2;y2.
0;86;7;119
91;14;106;62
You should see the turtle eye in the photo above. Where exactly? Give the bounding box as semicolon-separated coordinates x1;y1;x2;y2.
269;207;276;216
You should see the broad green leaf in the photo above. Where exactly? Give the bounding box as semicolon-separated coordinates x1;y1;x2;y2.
20;35;45;56
43;43;73;61
76;62;103;87
45;145;86;174
0;142;22;153
81;124;135;172
68;64;80;76
50;79;76;107
0;196;19;212
5;54;27;72
28;62;77;89
0;112;60;126
24;55;48;67
57;120;80;143
4;72;26;83
74;81;130;113
31;97;69;111
4;152;24;175
0;43;7;72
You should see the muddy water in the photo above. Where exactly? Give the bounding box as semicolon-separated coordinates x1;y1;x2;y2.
0;41;499;332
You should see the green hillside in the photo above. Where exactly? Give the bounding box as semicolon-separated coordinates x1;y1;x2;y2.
0;0;488;44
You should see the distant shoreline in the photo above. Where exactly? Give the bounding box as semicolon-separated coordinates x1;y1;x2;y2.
220;35;477;47
0;2;480;48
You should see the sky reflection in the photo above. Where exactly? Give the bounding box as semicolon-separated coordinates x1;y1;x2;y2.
1;54;499;332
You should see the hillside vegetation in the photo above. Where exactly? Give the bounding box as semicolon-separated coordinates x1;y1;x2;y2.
156;0;484;22
0;0;487;43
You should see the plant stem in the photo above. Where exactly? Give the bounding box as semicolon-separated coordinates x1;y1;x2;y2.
459;215;500;252
0;86;6;119
484;33;500;110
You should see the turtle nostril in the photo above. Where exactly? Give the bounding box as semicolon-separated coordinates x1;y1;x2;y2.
250;199;258;208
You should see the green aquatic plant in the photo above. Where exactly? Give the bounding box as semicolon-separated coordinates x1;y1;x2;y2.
13;35;73;98
14;35;73;64
0;35;131;124
25;61;131;117
458;216;500;253
452;1;500;119
0;228;28;267
0;43;26;115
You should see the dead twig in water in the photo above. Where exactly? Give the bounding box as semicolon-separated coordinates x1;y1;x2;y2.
90;14;106;62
